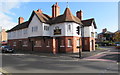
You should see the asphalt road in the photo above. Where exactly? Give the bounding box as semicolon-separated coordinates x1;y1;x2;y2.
0;46;119;74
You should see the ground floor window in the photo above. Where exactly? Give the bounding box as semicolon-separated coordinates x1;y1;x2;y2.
46;41;50;47
34;40;42;47
23;41;28;47
13;42;16;46
77;39;80;47
68;39;72;47
60;40;64;47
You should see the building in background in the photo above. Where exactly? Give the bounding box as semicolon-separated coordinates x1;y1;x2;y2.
0;28;8;45
97;28;114;42
7;3;97;53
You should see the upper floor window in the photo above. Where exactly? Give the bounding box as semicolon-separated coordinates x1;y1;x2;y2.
91;32;94;37
44;26;49;31
68;25;71;31
23;29;27;35
32;26;38;32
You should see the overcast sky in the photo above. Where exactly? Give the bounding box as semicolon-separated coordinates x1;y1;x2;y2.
0;0;119;33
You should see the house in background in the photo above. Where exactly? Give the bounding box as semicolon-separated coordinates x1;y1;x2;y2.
7;3;97;53
97;28;114;42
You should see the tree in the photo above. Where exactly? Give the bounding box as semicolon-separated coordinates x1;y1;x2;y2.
113;32;120;42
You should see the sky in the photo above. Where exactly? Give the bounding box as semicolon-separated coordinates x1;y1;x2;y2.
0;0;119;33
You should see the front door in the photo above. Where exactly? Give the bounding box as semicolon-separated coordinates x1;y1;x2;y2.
92;40;94;50
56;37;61;53
18;41;22;50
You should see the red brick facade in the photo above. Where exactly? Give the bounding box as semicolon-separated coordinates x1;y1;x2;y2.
82;37;95;51
8;36;84;53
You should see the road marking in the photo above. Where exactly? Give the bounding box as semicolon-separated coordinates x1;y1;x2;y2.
0;68;12;75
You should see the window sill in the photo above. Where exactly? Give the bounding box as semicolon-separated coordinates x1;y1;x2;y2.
34;46;42;47
23;45;28;47
60;46;65;47
46;46;50;47
67;46;72;47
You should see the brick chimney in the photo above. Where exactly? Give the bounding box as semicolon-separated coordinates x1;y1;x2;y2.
18;17;24;24
37;9;42;13
52;2;60;18
102;28;107;33
76;10;83;20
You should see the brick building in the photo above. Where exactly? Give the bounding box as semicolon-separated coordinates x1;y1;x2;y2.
7;3;97;53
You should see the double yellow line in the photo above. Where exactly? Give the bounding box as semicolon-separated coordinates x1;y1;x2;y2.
0;68;12;75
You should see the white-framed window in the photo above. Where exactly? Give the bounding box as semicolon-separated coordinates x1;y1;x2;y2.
23;29;27;35
32;26;38;32
91;32;94;37
68;39;72;47
60;40;64;47
13;42;16;46
34;40;42;47
44;26;49;31
46;41;50;47
77;39;80;47
23;41;28;47
68;25;71;31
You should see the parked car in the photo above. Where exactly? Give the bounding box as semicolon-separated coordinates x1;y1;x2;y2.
1;46;14;53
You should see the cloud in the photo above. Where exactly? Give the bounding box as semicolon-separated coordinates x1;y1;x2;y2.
0;0;31;30
0;12;17;30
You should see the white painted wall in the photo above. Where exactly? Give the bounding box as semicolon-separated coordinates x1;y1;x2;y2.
50;22;82;37
83;22;96;37
43;23;50;36
28;15;43;37
8;28;28;40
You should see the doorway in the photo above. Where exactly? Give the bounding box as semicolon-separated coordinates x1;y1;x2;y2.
91;40;94;50
18;41;22;50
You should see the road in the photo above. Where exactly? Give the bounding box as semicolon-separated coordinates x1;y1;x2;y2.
0;46;119;74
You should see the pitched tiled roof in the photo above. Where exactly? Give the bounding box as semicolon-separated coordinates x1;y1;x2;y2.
81;18;97;29
7;21;29;32
47;8;83;25
34;11;52;23
7;11;52;32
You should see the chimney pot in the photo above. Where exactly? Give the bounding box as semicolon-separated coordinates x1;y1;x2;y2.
18;17;24;24
76;10;83;20
37;9;42;13
52;2;60;18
